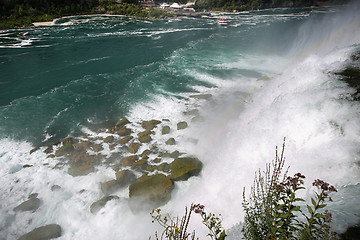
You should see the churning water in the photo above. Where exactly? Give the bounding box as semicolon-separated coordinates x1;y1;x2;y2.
0;2;359;239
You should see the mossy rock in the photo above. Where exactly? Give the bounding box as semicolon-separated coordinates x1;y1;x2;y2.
55;142;74;157
118;135;133;145
165;138;176;145
161;126;170;135
121;155;139;167
138;129;153;138
157;162;170;173
141;120;161;130
115;118;130;128
104;136;114;143
117;127;132;136
30;146;41;154
177;121;188;130
170;157;203;181
13;198;40;212
152;158;162;164
68;164;94;177
18;224;62;240
129;174;174;208
90;195;120;214
139;135;152;143
129;142;141;154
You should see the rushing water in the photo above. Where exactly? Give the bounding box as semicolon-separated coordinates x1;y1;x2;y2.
0;2;360;239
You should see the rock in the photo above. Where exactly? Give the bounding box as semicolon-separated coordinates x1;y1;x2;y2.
161;126;170;135
189;94;212;100
184;109;199;116
91;144;103;152
177;121;188;130
68;164;94;177
23;164;33;168
30;146;40;154
62;137;73;145
109;144;116;151
152;158;162;164
137;129;152;138
129;142;140;154
122;155;139;167
118;135;133;144
140;149;152;158
90;195;120;214
170;157;203;181
51;185;61;191
115;170;137;185
191;115;204;123
55;143;73;157
13;198;40;212
133;159;148;171
158;162;170;172
165;138;176;145
139;135;152;143
101;180;119;195
115;118;130;128
18;224;62;240
146;165;157;172
141;120;161;130
117;127;132;136
44;147;53;154
104;136;114;143
129;174;174;208
28;193;38;199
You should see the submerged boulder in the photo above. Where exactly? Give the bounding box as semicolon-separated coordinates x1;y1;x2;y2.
68;164;94;177
18;224;62;240
129;174;174;208
170;157;203;181
177;121;188;130
90;195;120;214
13;198;40;212
101;170;137;195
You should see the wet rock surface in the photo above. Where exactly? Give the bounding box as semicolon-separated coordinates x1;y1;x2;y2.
18;224;62;240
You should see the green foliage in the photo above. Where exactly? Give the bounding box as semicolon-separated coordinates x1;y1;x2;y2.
242;139;339;240
150;204;226;240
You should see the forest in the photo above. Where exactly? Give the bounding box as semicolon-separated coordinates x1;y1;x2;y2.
0;0;350;29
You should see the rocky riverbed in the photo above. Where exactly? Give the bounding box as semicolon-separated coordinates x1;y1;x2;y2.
20;94;210;239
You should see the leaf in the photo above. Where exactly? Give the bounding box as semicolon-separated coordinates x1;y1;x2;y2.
314;213;326;218
291;206;301;211
311;198;317;208
294;198;305;202
307;205;313;215
318;204;327;209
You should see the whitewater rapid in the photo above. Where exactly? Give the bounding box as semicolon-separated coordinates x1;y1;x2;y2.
0;2;359;240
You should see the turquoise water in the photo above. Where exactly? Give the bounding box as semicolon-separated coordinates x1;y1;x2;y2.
0;4;360;239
